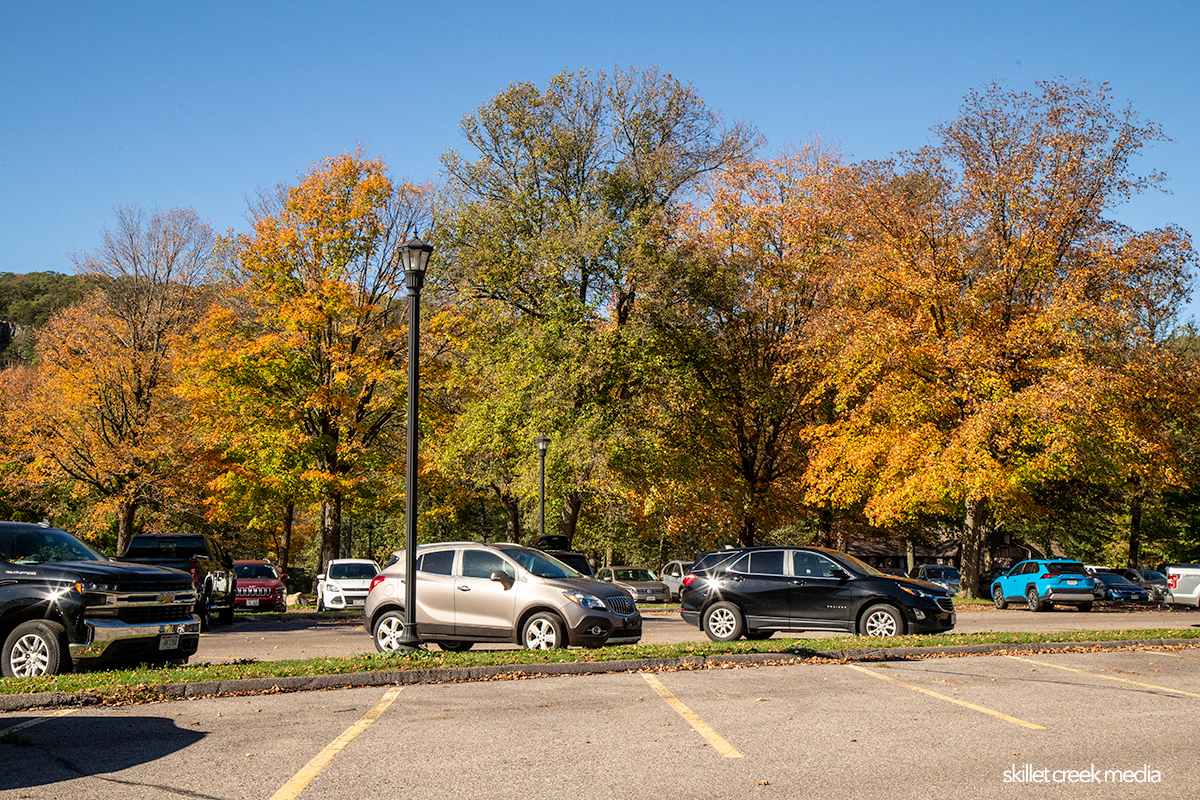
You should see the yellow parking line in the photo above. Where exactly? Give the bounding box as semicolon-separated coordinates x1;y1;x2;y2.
270;686;404;800
1151;650;1200;662
1007;656;1200;697
1;707;76;733
642;673;744;759
846;665;1046;730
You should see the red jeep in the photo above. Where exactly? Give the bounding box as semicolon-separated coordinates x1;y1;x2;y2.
233;560;288;612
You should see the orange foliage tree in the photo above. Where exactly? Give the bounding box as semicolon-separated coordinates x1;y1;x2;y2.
177;152;433;580
806;80;1196;595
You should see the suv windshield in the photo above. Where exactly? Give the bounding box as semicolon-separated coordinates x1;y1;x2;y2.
235;563;279;580
1;526;105;564
497;546;580;579
329;563;378;580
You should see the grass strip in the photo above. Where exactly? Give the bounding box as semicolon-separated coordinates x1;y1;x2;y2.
2;628;1199;701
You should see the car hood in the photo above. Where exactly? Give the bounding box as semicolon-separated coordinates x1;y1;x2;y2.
613;580;666;590
540;576;634;600
891;577;951;596
19;560;193;588
326;579;373;589
238;578;283;588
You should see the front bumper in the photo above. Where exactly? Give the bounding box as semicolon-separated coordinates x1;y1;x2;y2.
324;591;369;609
70;616;202;662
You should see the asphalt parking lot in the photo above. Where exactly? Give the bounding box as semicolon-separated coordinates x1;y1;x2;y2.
2;646;1196;799
192;603;1200;664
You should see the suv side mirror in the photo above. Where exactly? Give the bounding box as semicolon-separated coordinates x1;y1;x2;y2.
490;571;514;589
317;574;326;582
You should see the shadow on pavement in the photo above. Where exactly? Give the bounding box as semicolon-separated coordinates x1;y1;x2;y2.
0;714;206;793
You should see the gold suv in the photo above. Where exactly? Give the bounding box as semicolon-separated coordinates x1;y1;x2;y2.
364;543;642;651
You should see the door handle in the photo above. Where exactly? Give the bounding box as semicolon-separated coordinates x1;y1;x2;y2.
457;585;471;592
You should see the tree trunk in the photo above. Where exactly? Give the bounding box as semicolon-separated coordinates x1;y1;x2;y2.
1129;490;1144;569
738;516;756;548
905;538;916;576
316;495;342;591
504;496;521;543
116;501;138;556
279;502;294;574
816;506;833;548
959;497;986;599
560;491;583;548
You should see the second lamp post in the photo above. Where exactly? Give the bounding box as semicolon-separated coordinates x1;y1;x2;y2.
535;435;550;541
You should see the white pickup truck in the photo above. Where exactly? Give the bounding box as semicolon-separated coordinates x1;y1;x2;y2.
1165;565;1200;607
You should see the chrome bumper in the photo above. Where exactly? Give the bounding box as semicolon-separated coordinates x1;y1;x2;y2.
69;617;202;660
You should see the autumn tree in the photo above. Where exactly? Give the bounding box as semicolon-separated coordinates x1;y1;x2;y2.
436;66;759;546
177;152;433;581
806;80;1195;596
638;147;844;547
4;206;215;552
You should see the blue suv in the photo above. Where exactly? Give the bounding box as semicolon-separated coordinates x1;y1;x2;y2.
991;559;1096;612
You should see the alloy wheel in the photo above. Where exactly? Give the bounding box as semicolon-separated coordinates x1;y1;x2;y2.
9;633;51;677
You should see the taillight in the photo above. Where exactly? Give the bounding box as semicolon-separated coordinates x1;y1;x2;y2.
369;575;386;593
188;559;199;586
681;574;697;588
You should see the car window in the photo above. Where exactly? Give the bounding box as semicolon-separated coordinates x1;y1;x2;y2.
329;562;379;580
1015;562;1034;575
1144;570;1166;581
235;564;278;579
1046;562;1087;576
461;549;515;579
416;550;454;576
495;546;580;578
614;569;656;581
124;536;208;559
793;551;841;578
746;551;785;576
1;526;105;564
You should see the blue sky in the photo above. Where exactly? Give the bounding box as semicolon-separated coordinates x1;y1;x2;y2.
3;1;1198;319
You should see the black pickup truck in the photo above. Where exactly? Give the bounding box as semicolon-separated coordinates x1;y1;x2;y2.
0;521;200;677
117;534;237;630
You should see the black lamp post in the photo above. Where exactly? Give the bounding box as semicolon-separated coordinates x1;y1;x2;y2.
535;435;550;541
397;236;434;651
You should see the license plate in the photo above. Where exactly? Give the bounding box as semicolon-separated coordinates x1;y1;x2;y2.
350;599;364;607
159;634;180;651
1067;580;1078;585
246;598;260;607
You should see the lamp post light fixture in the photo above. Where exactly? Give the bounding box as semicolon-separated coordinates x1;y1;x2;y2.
535;435;550;541
397;236;434;651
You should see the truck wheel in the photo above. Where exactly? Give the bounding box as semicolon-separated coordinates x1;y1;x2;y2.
197;597;212;631
3;620;69;678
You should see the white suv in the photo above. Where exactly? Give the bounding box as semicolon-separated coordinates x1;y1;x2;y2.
317;559;380;611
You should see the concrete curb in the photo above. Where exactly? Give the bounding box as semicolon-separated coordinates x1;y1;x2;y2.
2;637;1195;713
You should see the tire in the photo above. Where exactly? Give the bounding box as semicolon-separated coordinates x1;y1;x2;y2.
861;604;904;637
993;586;1008;609
522;612;566;650
744;630;774;640
702;601;744;642
1077;602;1093;612
197;596;212;631
1026;588;1044;612
373;610;408;653
3;620;69;678
437;641;474;652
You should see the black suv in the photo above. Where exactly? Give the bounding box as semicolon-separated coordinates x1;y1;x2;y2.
680;546;955;641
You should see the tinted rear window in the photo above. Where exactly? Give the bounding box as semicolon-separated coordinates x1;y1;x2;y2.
1046;562;1087;575
125;536;208;558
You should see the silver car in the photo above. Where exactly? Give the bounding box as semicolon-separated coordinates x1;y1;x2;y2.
596;567;669;603
365;542;642;651
659;560;693;601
